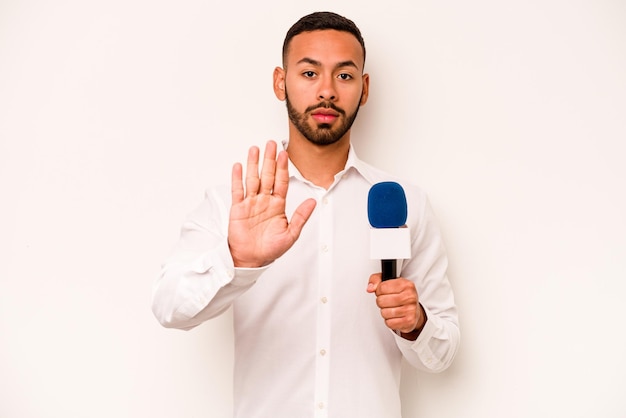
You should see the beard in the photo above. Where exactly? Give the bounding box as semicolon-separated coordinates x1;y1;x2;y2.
285;91;361;146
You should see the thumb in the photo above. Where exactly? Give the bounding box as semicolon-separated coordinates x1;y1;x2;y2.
287;198;317;240
367;273;382;293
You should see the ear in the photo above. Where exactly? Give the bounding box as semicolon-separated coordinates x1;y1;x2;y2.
360;73;370;106
273;67;286;101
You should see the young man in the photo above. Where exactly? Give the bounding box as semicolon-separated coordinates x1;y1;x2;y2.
152;11;460;418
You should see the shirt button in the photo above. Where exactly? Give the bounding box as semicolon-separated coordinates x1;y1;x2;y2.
318;402;325;409
320;349;327;356
321;244;328;253
320;297;328;304
322;197;329;205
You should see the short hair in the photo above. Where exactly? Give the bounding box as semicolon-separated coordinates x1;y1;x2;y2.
282;11;366;67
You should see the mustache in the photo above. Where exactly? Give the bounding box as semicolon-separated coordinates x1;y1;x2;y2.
305;101;346;116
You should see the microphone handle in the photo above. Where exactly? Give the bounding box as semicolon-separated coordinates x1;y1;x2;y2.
381;259;397;281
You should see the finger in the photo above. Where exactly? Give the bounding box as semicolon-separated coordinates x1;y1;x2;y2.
375;293;398;309
272;150;290;199
376;293;418;311
286;198;317;241
376;288;418;310
383;305;420;333
385;318;414;334
259;141;278;195
367;273;382;294
375;277;413;297
381;306;405;321
231;162;244;204
245;146;260;197
381;303;416;322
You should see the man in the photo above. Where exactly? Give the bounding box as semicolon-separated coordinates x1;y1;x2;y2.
152;11;460;418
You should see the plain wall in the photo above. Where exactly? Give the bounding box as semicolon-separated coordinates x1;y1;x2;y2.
1;0;625;417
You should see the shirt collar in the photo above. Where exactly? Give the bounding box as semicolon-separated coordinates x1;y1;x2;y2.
282;139;377;187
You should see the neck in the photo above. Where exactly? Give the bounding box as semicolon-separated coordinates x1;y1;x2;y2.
286;129;351;190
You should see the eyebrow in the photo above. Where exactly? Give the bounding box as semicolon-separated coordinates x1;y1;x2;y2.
296;57;360;71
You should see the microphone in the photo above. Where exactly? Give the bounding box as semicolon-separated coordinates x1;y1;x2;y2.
367;182;411;281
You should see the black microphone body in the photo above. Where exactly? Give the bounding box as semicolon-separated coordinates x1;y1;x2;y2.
381;259;397;281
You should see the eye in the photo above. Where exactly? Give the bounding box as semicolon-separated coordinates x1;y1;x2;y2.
338;73;353;81
302;71;316;78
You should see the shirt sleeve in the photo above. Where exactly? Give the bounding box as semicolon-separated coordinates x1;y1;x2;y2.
151;187;267;330
394;192;461;372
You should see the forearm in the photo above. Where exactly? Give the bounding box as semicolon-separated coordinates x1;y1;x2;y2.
152;239;265;330
394;191;460;371
151;188;265;330
395;304;460;372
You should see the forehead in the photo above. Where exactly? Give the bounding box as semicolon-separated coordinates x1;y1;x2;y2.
285;29;364;70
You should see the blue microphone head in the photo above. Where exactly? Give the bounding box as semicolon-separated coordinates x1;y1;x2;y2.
367;181;408;228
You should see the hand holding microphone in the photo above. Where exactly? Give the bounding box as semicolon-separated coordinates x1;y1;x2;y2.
366;182;426;339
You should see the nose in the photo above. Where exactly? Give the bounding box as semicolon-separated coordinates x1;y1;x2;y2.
317;76;337;101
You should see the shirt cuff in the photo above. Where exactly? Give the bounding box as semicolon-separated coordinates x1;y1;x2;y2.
393;305;443;370
231;265;271;286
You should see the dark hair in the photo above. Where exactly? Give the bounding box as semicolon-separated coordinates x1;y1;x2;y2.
282;11;366;67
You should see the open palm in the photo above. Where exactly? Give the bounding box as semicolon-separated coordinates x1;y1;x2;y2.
228;141;316;268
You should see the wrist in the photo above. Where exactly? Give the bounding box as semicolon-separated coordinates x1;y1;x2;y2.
398;304;427;341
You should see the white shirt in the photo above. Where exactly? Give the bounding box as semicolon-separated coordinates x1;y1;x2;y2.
152;144;460;418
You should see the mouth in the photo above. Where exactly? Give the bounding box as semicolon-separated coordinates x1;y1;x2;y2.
311;109;340;124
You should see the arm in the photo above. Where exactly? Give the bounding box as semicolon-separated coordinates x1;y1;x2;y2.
151;188;265;330
151;140;316;330
367;195;460;372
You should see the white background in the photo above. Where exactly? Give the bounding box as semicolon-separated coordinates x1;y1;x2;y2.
1;1;625;417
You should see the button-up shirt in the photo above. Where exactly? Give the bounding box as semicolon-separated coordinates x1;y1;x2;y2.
152;144;460;418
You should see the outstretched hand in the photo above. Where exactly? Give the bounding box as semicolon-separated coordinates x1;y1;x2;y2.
228;140;317;268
